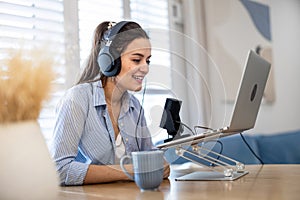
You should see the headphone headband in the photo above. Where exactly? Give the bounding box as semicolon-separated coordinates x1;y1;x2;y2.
106;21;131;41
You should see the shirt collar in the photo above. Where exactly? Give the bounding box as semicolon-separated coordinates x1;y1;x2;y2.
93;81;106;107
92;80;135;111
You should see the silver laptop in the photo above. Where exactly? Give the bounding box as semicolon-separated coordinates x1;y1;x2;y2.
156;49;271;149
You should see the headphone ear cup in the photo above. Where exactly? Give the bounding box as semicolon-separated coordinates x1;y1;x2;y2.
97;21;131;77
111;56;121;76
97;46;115;76
108;47;121;76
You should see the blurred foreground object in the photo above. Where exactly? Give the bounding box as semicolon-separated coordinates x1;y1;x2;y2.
0;49;59;200
0;49;54;123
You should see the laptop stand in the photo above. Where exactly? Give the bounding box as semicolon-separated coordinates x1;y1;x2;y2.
173;143;248;181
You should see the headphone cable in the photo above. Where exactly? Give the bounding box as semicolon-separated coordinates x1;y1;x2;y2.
135;80;147;151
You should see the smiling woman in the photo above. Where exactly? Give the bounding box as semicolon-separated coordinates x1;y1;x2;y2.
50;21;170;186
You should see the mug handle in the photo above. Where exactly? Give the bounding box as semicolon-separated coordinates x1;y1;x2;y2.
120;155;134;180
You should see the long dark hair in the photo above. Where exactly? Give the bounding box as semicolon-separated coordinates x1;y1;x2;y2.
76;21;149;86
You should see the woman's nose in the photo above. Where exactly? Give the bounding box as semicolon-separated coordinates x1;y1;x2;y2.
139;62;149;74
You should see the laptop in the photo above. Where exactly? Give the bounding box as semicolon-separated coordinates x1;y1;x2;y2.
156;49;271;149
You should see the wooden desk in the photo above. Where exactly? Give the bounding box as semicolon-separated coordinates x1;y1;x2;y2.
58;165;300;200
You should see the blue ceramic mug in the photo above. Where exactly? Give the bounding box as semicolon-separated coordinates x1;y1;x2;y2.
120;150;164;191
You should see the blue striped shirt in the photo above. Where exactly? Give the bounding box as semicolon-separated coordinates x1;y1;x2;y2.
50;81;154;185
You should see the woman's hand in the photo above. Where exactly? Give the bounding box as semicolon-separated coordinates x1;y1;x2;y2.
163;161;170;179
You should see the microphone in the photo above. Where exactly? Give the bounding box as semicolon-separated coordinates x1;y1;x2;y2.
159;98;184;143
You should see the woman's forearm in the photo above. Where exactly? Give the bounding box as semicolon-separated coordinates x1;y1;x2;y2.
83;164;133;184
84;161;170;184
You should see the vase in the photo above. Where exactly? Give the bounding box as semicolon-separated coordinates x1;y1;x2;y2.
0;120;59;200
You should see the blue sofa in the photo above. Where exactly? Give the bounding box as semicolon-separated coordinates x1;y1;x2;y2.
161;129;300;165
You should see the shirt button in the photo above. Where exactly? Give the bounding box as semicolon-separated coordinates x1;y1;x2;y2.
125;138;129;142
120;123;124;127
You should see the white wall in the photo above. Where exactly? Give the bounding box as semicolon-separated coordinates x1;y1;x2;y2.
181;0;300;134
258;0;300;133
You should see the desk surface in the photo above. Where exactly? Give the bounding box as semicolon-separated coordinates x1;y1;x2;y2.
58;165;300;200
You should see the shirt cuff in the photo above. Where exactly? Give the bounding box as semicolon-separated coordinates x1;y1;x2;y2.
65;161;89;185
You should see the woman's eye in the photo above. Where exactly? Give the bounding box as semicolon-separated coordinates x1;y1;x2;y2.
132;59;150;65
133;59;140;63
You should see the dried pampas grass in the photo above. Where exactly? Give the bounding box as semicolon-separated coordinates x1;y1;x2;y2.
0;49;55;123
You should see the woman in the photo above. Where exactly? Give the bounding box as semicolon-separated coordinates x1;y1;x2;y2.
51;21;170;186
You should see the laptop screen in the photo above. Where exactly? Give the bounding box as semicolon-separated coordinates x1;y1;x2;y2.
228;50;271;132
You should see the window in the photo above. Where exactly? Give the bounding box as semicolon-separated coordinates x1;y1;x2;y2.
0;0;65;143
78;0;123;67
0;0;172;145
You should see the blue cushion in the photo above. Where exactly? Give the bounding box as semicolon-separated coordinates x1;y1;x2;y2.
256;130;300;164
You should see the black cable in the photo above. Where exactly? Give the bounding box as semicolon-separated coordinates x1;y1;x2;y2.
215;140;223;156
135;82;146;151
177;121;195;135
239;132;264;165
194;125;214;135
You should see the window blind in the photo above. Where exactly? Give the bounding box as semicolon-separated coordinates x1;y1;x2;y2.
0;0;65;142
78;0;123;68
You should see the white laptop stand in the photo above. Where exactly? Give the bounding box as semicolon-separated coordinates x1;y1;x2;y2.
173;141;249;181
160;131;249;181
